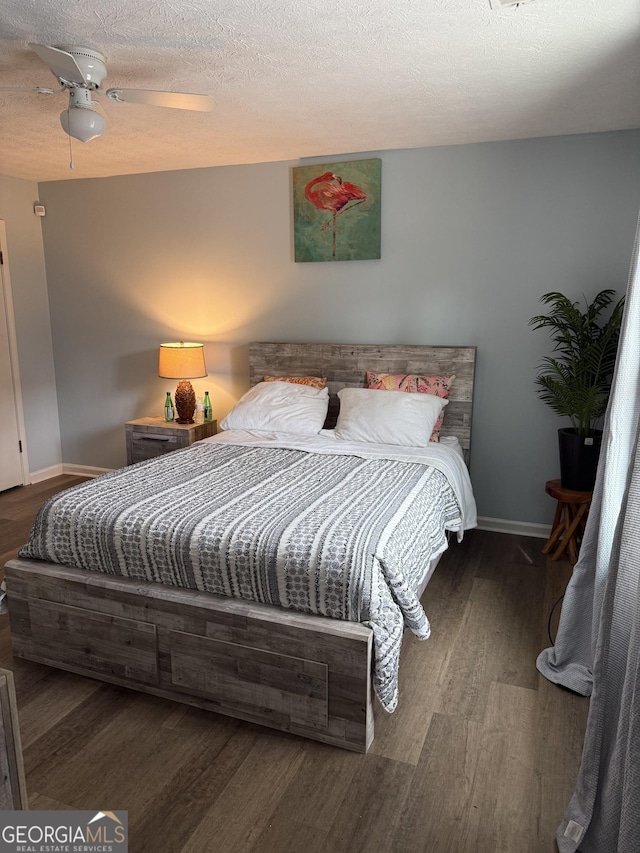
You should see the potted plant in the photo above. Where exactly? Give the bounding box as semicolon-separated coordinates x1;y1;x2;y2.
529;289;625;491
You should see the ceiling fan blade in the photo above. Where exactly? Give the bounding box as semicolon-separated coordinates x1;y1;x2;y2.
29;43;87;85
0;86;59;94
106;88;213;112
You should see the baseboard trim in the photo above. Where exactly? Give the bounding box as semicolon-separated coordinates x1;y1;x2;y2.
477;516;551;540
29;464;64;483
29;463;114;482
63;464;113;478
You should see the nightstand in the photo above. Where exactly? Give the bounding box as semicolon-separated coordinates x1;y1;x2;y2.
125;417;217;465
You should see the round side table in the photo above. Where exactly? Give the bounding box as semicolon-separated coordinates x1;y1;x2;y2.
542;479;593;564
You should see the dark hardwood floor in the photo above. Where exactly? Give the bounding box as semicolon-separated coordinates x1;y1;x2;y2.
0;476;588;852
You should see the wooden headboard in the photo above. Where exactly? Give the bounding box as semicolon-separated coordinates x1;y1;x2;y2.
248;342;477;465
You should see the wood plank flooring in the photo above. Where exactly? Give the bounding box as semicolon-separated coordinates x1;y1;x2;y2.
0;476;588;852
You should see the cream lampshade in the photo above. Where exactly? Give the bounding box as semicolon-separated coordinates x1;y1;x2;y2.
158;341;207;424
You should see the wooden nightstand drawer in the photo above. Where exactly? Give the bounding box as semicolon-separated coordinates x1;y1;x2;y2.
125;417;217;465
129;431;182;463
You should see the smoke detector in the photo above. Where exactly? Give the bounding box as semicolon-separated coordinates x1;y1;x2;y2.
489;0;535;7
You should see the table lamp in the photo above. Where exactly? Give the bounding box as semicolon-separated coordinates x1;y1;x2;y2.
158;341;207;424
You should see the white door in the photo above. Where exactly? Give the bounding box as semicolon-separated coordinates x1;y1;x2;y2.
0;241;25;491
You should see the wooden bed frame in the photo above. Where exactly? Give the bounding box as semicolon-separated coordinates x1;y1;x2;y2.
6;343;476;753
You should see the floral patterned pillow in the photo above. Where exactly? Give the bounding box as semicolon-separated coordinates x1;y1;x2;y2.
264;375;327;389
365;371;456;441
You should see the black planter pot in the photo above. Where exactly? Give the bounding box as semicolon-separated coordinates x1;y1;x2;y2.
558;427;602;492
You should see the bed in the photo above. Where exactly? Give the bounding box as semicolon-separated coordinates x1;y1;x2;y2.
5;342;476;752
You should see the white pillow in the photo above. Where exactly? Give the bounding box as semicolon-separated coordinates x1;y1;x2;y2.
334;387;448;447
220;381;329;435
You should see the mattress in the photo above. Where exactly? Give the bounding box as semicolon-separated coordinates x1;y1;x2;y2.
19;430;476;711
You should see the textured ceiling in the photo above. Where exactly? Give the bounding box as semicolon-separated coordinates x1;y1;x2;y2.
0;0;639;182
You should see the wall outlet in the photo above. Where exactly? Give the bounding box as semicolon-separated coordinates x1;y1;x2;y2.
34;204;46;217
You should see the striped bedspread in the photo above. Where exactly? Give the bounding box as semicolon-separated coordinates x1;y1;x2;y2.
19;437;467;711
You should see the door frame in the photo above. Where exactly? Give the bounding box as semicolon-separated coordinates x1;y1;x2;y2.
0;221;30;486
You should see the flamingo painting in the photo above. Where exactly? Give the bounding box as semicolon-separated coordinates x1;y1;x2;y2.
304;171;368;258
293;158;381;262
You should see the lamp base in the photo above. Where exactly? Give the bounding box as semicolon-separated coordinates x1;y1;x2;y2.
174;379;196;424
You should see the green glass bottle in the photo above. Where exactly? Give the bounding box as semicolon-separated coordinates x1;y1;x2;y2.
203;391;212;422
164;391;174;422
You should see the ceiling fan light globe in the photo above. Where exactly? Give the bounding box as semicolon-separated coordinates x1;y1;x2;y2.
60;106;105;143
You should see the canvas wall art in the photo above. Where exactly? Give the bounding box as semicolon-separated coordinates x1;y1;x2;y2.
293;158;381;262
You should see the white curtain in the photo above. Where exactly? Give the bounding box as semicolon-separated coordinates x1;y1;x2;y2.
536;211;640;852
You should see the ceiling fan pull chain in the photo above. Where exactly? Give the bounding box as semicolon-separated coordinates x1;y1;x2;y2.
68;116;74;169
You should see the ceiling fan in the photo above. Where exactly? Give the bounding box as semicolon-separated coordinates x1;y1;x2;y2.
2;43;214;143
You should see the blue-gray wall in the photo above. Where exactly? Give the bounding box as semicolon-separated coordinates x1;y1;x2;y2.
38;130;640;525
